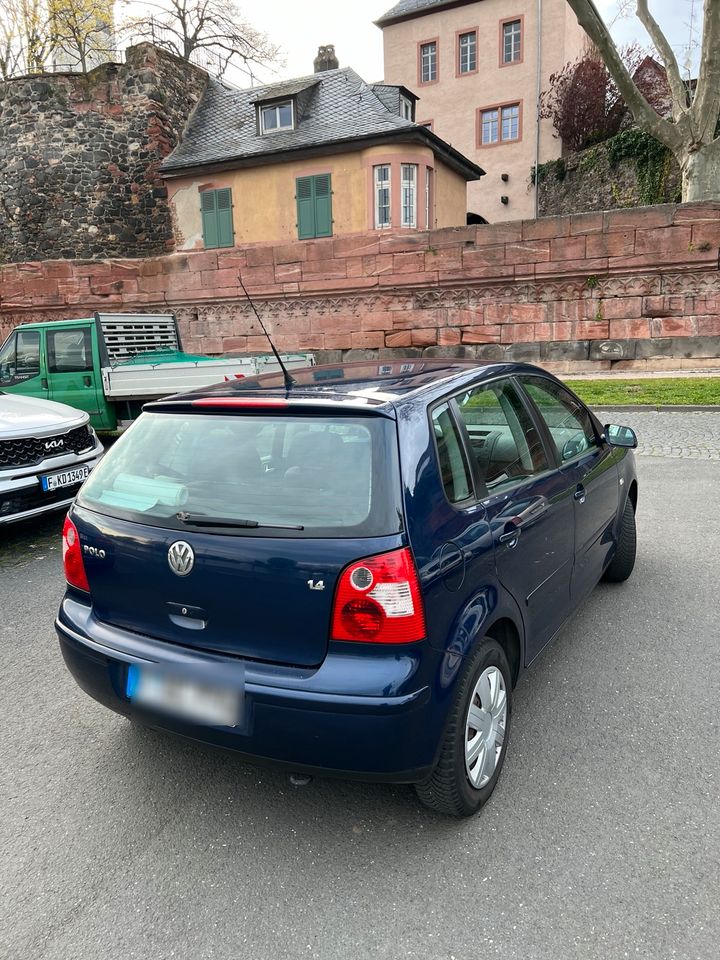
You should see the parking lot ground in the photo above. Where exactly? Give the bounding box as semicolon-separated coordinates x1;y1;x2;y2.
2;415;719;960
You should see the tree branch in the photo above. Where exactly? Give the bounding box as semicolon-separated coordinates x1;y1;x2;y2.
564;0;683;152
635;0;688;121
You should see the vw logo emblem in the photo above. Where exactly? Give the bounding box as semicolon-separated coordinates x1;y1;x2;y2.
168;540;194;576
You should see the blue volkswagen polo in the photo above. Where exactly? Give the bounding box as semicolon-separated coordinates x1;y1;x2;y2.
56;360;638;816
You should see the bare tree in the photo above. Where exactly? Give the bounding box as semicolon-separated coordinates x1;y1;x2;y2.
0;0;57;74
122;0;279;79
49;0;115;72
0;3;23;78
565;0;720;201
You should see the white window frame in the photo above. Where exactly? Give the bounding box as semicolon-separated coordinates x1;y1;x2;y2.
481;109;499;145
401;163;417;228
458;31;477;74
260;100;294;134
420;42;437;83
400;94;413;120
503;20;522;63
374;164;392;229
501;104;520;141
425;167;432;229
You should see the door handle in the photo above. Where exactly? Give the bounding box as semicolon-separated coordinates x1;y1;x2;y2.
41;378;48;390
498;528;521;547
574;485;586;504
83;376;92;387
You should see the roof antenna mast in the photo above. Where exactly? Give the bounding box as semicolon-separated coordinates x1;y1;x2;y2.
238;273;295;392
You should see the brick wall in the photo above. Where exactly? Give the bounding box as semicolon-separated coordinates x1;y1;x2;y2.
2;202;719;372
0;44;207;263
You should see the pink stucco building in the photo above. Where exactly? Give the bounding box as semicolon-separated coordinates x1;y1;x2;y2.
377;0;587;222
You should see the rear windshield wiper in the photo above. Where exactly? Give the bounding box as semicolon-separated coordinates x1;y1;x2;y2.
176;512;304;531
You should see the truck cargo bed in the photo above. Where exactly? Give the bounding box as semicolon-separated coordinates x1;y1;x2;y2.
101;354;314;399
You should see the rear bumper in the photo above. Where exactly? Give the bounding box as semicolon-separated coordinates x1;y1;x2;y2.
56;597;448;782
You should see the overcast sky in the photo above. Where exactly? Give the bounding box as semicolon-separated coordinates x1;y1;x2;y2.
238;0;701;87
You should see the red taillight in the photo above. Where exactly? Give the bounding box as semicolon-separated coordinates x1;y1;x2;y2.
192;397;287;408
331;547;426;644
62;515;90;592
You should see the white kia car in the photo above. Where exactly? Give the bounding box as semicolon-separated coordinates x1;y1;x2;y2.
0;393;104;525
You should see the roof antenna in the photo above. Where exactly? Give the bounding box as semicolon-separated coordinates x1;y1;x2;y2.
238;273;295;392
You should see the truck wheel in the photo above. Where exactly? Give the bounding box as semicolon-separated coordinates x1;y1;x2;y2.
603;498;636;583
415;637;511;817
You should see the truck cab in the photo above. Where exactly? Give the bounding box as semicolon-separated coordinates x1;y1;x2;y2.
0;319;115;430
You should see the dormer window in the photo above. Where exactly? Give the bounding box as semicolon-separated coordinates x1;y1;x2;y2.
400;95;413;121
260;100;294;134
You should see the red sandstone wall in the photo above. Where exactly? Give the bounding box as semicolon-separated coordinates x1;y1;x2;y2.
1;202;719;371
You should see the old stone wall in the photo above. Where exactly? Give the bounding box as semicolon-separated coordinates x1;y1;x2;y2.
1;202;719;373
0;44;207;263
538;136;681;218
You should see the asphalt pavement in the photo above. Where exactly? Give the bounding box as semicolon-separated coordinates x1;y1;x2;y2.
1;414;719;960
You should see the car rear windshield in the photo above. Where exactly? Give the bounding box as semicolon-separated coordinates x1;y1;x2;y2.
78;411;403;537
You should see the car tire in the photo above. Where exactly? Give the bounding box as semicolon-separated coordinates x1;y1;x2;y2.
415;637;512;818
603;497;636;583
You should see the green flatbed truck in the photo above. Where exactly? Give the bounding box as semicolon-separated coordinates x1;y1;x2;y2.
0;313;313;431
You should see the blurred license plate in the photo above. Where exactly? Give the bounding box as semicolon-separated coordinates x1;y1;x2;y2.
126;665;242;727
41;465;90;492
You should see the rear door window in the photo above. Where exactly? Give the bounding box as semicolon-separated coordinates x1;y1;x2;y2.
453;378;550;494
78;412;402;537
47;328;93;372
431;402;472;504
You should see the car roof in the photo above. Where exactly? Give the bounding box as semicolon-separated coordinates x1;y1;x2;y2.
158;358;556;412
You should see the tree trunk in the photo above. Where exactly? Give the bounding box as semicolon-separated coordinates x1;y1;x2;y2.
681;140;720;202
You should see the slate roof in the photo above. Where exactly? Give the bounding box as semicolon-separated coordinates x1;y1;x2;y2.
375;0;473;27
161;67;482;180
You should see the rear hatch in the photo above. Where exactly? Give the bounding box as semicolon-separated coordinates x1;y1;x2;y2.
73;406;403;667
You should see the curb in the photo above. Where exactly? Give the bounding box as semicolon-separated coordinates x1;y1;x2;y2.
592;405;720;413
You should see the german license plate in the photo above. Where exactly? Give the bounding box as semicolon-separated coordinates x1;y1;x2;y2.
126;664;242;727
41;465;90;492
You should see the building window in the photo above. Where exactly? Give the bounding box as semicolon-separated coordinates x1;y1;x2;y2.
296;173;332;240
374;165;391;229
502;19;522;64
458;31;477;74
479;103;521;145
480;108;499;145
501;103;520;140
200;188;234;249
400;95;413;120
401;163;417;228
425;167;433;229
260;100;293;133
419;41;437;83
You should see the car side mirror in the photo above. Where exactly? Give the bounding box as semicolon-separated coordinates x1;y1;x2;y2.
604;424;638;448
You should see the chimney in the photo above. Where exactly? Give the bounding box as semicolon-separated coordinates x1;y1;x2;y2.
314;45;339;73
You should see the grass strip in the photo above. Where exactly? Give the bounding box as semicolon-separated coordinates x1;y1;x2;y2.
564;377;720;406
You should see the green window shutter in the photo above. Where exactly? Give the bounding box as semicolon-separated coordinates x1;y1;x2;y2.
201;190;219;249
313;174;332;238
296;175;332;240
200;188;234;249
216;188;234;247
296;176;315;240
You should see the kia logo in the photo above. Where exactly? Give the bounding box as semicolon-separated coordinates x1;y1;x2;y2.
168;540;194;576
45;438;64;450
